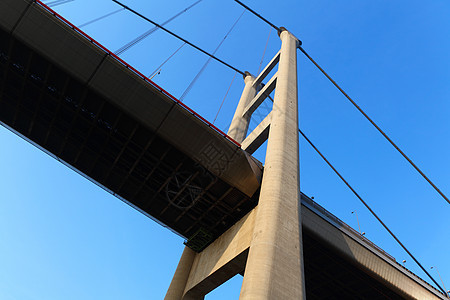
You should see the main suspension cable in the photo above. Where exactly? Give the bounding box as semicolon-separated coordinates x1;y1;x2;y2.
115;0;202;56
298;128;447;295
232;1;448;208
180;9;246;101
112;0;245;76
298;46;450;206
268;91;446;293
78;8;125;29
233;0;280;32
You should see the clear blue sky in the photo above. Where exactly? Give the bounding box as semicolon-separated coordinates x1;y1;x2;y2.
1;0;450;299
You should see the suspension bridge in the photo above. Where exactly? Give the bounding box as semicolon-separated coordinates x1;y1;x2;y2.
1;0;449;299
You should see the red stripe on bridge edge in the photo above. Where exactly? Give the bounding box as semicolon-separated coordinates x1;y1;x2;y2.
34;0;242;148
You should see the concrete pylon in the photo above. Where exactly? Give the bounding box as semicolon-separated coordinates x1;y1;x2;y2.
164;28;303;299
227;72;257;143
239;29;304;299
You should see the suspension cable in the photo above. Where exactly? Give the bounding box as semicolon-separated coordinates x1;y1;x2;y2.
179;9;246;101
233;0;280;32
112;0;245;76
232;1;448;207
46;0;74;8
269;90;446;293
115;0;202;56
214;71;237;124
235;2;448;207
298;128;447;295
148;43;186;79
298;46;450;206
78;8;125;28
257;28;272;75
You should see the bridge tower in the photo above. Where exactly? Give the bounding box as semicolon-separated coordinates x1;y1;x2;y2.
165;28;305;299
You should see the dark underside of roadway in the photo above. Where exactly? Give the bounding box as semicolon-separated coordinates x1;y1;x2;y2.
0;28;259;252
302;228;405;299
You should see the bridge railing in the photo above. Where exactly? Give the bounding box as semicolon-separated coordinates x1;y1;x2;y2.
35;0;241;148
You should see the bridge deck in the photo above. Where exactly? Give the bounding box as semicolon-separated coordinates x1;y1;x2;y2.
0;0;262;251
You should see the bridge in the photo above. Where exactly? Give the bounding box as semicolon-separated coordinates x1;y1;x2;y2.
0;0;448;299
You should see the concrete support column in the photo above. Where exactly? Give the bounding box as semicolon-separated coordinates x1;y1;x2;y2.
165;246;197;300
227;72;256;143
240;29;305;299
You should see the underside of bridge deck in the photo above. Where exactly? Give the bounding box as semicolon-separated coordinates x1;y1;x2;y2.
0;27;259;251
302;228;405;299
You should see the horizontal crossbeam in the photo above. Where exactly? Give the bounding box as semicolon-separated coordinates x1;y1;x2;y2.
253;51;280;88
243;72;277;117
241;112;271;154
